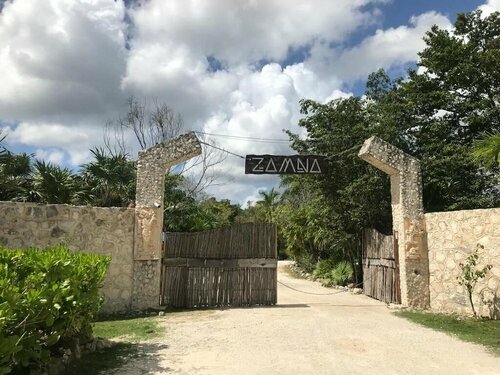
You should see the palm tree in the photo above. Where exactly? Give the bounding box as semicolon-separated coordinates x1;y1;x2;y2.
257;187;280;222
472;131;500;169
31;160;77;204
0;151;35;201
80;148;136;207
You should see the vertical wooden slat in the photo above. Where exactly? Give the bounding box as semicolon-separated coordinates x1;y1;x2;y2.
161;223;277;308
362;228;400;304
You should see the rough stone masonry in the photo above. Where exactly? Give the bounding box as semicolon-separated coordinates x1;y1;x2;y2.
359;136;430;309
132;132;202;310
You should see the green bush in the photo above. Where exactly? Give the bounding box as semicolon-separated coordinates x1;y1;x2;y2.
0;245;110;373
312;258;336;279
330;261;353;286
295;253;316;274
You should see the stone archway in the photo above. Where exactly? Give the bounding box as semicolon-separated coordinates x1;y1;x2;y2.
358;136;430;309
131;132;202;310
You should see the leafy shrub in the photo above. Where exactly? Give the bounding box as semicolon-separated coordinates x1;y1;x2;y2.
0;245;110;373
312;258;336;279
330;261;353;286
295;253;316;274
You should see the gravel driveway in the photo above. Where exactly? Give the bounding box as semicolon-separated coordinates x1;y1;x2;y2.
116;261;500;375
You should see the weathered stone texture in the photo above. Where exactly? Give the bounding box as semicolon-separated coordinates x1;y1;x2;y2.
135;132;202;208
132;260;162;309
359;136;430;309
426;208;500;318
132;132;201;310
0;202;135;313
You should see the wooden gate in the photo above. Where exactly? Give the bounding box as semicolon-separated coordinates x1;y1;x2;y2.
161;222;277;308
362;229;401;304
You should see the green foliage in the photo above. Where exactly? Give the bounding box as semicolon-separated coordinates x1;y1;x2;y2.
396;311;500;354
164;174;241;232
0;245;110;373
79;148;137;207
294;253;316;274
315;260;353;287
0;151;35;202
312;258;337;279
330;261;354;286
31;160;78;204
400;10;500;210
472;131;500;172
457;244;493;318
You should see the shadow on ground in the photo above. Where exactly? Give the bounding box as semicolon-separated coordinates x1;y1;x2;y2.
63;342;171;375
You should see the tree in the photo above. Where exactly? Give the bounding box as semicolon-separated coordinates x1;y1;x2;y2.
256;188;280;222
79;148;136;207
457;244;493;318
472;131;500;172
399;10;500;210
31;160;77;204
277;93;396;282
106;96;227;197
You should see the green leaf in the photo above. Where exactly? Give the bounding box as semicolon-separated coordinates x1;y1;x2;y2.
45;315;54;327
45;332;61;347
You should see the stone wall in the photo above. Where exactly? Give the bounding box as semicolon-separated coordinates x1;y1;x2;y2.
0;202;135;313
426;208;500;318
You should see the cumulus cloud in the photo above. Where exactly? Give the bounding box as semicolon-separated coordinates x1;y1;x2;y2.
0;0;466;203
305;11;452;82
35;148;66;165
128;0;387;66
478;0;500;15
0;0;127;122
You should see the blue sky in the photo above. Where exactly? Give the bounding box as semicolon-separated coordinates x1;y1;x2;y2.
0;0;498;204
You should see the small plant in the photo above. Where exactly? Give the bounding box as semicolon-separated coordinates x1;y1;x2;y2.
312;258;336;279
330;261;353;286
457;244;493;318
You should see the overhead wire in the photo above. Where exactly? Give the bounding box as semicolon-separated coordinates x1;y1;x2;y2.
200;137;363;161
198;140;245;159
195;131;290;143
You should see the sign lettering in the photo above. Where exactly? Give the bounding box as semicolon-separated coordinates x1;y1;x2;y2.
245;155;327;175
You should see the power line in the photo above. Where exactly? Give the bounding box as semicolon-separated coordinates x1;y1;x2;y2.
200;139;363;161
199;140;245;159
195;131;290;143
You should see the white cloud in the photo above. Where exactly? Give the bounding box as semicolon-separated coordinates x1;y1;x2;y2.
306;11;452;82
35;148;65;165
478;0;500;15
0;0;127;122
6;122;102;165
128;0;386;66
0;0;460;203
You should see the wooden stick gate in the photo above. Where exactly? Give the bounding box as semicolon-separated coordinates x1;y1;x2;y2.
160;222;277;308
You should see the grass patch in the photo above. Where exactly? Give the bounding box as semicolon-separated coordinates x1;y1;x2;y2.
93;316;162;342
396;311;500;355
62;317;163;374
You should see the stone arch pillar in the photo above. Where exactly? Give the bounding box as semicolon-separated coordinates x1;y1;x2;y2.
132;132;202;310
359;136;430;309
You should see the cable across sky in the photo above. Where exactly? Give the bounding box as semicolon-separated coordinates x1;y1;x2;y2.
195;131;291;144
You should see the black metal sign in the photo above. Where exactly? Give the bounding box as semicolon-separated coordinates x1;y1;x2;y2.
245;155;327;175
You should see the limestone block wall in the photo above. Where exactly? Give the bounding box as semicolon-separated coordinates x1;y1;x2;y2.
426;208;500;318
0;202;135;313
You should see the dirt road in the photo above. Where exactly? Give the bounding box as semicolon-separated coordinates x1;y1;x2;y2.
117;261;500;374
